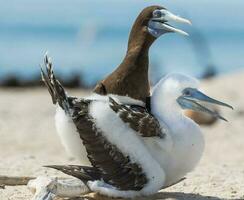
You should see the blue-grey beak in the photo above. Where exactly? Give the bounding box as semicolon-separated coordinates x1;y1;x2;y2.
177;88;233;121
148;9;191;38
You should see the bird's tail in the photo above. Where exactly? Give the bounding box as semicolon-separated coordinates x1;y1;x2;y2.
45;165;101;184
40;54;70;113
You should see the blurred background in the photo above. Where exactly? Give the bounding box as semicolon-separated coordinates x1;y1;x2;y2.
0;0;243;87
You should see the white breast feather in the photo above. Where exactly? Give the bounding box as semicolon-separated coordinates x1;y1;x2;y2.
149;110;205;186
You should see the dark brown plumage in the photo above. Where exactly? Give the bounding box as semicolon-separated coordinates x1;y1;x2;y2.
93;6;163;102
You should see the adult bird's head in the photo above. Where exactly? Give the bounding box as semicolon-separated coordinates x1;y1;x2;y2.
152;73;233;121
128;5;191;50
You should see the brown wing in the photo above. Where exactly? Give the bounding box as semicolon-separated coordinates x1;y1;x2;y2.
70;99;148;191
108;97;166;138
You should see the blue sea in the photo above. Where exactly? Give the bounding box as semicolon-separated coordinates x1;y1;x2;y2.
0;0;243;85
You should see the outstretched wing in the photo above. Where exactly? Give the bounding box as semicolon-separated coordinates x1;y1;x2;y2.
108;97;166;138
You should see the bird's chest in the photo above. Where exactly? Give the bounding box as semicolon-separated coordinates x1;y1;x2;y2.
145;122;204;186
172;127;204;162
166;124;205;185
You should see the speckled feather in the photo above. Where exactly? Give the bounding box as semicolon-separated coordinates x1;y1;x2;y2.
108;97;165;138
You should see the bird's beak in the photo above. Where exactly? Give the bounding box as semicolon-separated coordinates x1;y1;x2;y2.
177;89;233;121
152;9;191;36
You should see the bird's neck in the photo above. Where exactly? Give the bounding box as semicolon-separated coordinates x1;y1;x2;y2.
127;24;156;54
106;49;150;102
108;26;156;101
95;26;156;102
151;97;184;128
151;97;197;137
119;26;156;76
151;85;192;132
93;15;157;102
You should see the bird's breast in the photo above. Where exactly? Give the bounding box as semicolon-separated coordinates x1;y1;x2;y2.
145;121;205;186
167;123;205;185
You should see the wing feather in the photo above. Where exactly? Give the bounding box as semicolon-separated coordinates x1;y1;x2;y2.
70;99;148;191
108;97;166;138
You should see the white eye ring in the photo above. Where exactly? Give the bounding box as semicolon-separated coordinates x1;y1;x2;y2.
153;10;162;18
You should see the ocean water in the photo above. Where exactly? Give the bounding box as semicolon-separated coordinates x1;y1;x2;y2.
0;0;243;85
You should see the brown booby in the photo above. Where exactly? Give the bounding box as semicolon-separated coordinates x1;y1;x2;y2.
39;57;232;198
93;5;191;102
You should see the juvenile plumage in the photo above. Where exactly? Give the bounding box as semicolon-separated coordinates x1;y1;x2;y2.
40;57;232;198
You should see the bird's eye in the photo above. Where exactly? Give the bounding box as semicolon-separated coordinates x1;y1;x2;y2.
153;10;162;18
183;89;191;96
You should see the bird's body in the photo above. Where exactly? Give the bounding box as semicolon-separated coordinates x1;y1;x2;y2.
55;74;205;189
66;91;204;188
40;58;230;198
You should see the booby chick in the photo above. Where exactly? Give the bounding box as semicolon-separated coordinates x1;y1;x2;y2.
55;5;191;163
40;60;232;198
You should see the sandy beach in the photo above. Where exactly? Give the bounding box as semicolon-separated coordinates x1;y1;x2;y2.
0;72;244;200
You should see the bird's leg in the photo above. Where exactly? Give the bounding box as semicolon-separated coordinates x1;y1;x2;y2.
28;176;91;200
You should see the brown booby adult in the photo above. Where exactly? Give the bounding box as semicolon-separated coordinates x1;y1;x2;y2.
93;5;191;102
38;57;232;198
